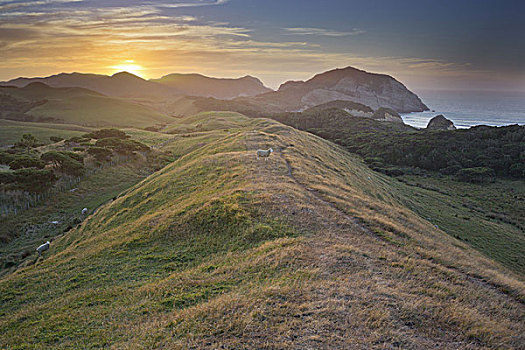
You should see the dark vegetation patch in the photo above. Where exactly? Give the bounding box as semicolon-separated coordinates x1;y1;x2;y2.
267;108;524;180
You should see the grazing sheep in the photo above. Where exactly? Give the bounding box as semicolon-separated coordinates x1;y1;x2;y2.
256;148;273;160
81;207;88;215
36;241;50;256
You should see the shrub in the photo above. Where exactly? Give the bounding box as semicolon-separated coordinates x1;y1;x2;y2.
14;133;40;152
457;167;496;183
84;128;128;140
66;136;90;144
95;138;149;154
8;156;45;170
0;168;58;192
87;146;113;162
41;151;85;176
49;136;64;143
0;151;16;165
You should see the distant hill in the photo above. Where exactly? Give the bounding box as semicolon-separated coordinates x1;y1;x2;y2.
2;72;176;99
0;83;174;127
151;73;272;99
2;67;426;114
242;66;429;113
2;72;272;100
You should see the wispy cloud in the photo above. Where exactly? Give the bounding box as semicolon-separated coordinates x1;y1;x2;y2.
156;0;229;8
0;0;83;11
0;0;512;90
284;27;365;37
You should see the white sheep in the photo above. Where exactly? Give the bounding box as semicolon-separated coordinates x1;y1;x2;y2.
36;241;50;256
256;148;273;160
81;207;88;215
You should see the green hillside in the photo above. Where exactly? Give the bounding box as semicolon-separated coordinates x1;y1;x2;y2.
1;113;523;349
0;119;92;146
1;84;175;128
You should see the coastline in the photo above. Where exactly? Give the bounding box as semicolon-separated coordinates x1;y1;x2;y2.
402;89;525;129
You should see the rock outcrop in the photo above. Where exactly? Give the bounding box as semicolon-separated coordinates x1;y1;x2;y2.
426;115;456;130
248;66;429;113
371;107;404;123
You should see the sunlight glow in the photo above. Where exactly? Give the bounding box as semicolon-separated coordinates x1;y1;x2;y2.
110;60;145;77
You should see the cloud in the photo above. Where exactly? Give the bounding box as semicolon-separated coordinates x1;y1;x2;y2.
156;0;229;8
284;27;365;37
0;0;514;91
0;0;83;11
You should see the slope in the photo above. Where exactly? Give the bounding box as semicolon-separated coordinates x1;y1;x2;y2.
151;73;272;99
1;83;175;128
0;113;523;349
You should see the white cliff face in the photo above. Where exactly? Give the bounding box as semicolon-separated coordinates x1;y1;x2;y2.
271;66;429;113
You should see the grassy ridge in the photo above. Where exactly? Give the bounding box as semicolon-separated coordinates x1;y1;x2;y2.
0;113;523;348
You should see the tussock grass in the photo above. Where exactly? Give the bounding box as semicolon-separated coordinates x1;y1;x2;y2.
0;112;523;349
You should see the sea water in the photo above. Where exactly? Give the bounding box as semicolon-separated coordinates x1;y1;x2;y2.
401;89;525;129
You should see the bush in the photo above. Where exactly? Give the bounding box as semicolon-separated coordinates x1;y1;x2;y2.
8;156;45;170
14;168;58;192
14;133;41;152
49;136;64;143
457;167;496;183
72;147;85;152
0;151;16;165
41;151;85;176
0;168;58;192
84;128;128;140
66;136;90;144
95;138;149;154
87;146;113;162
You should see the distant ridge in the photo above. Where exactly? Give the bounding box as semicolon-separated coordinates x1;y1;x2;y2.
1;72;272;100
1;72;176;99
151;73;272;99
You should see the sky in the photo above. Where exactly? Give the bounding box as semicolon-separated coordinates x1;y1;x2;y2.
1;0;524;92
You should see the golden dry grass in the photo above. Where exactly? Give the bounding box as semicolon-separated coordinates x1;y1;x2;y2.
0;114;523;349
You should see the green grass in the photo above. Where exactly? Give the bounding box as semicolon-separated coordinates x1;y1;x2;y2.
163;111;252;134
0;112;523;349
0;119;91;146
394;175;525;273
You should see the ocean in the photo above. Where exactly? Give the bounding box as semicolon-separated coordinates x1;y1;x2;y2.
401;89;525;129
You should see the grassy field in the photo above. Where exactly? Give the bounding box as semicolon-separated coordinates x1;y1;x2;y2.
0;119;92;146
0;113;523;349
393;175;525;274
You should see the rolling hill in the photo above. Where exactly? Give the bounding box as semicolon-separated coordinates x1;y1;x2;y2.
2;72;272;100
1;112;523;349
151;73;272;99
2;72;175;99
0;83;175;128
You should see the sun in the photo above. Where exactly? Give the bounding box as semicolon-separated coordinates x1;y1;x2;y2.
110;60;145;77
